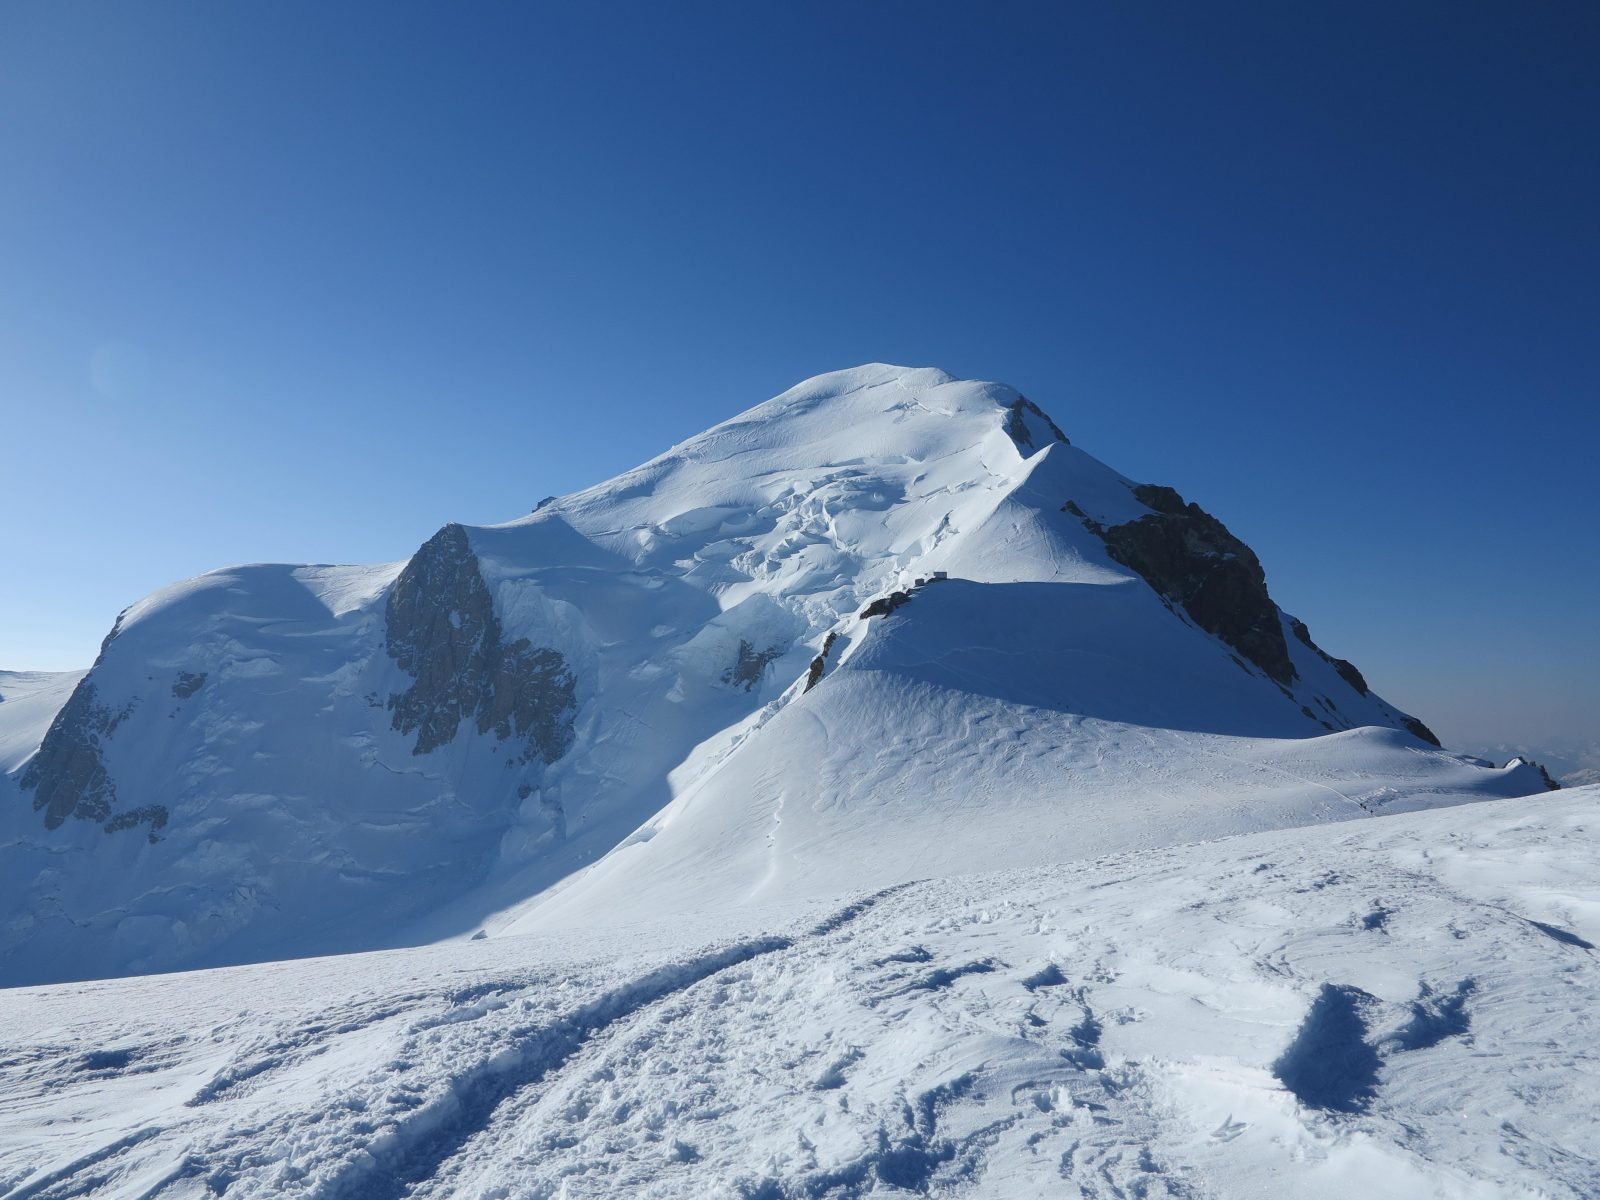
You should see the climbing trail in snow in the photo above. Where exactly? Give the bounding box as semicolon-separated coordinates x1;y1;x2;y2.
2;790;1595;1199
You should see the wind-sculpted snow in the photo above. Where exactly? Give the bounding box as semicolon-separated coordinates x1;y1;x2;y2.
2;790;1594;1198
513;579;1553;932
0;364;1551;984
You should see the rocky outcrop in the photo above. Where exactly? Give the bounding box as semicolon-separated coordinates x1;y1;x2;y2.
20;610;172;841
804;632;839;693
479;640;578;759
20;681;129;829
1528;760;1562;791
1402;716;1443;748
1068;484;1296;686
859;575;947;621
860;590;916;619
172;671;207;699
722;639;784;692
1502;756;1561;789
1289;619;1369;695
1004;396;1070;452
386;523;577;762
103;804;170;839
386;524;494;753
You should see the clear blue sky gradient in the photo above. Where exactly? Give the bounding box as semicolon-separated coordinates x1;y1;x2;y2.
2;3;1595;749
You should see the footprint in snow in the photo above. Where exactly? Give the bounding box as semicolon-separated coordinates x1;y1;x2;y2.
1021;963;1069;991
814;1049;861;1091
1210;1115;1249;1142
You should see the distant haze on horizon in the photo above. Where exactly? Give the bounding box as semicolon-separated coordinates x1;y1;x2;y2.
2;3;1595;753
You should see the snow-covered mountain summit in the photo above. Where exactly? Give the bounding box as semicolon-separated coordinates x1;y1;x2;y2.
0;365;1550;985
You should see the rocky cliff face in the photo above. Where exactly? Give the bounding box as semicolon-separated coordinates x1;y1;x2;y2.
722;640;784;691
20;679;127;829
1290;618;1368;695
1068;484;1297;685
386;523;577;763
1004;396;1071;451
18;616;170;840
1064;481;1445;747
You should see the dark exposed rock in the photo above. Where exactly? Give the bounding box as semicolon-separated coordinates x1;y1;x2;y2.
1289;619;1369;696
804;631;839;693
386;523;577;761
1403;716;1442;748
1003;396;1070;452
1072;483;1297;686
478;639;577;761
21;681;133;829
1131;484;1186;515
860;575;948;620
723;639;783;692
172;671;207;699
1073;491;1446;741
1331;659;1366;695
21;609;183;838
860;590;914;619
386;524;496;753
103;804;170;843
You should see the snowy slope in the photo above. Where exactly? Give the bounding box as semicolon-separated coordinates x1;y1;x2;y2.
508;586;1546;935
0;365;1552;985
0;671;85;775
2;786;1594;1199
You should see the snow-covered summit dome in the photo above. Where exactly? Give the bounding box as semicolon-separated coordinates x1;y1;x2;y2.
0;364;1549;986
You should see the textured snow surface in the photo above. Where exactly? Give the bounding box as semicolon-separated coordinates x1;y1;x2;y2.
2;788;1594;1199
0;366;1549;985
507;586;1545;936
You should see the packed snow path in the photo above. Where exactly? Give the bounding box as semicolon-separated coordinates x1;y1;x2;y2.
3;789;1595;1199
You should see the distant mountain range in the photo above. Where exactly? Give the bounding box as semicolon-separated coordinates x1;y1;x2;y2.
1463;740;1599;788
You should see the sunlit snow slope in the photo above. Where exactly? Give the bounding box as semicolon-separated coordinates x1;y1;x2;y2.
0;671;85;775
0;365;1550;985
2;787;1594;1199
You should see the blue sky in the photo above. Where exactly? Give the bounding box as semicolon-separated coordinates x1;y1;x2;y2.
2;2;1595;750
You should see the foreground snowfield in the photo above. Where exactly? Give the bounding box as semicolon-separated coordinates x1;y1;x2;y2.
4;787;1594;1199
